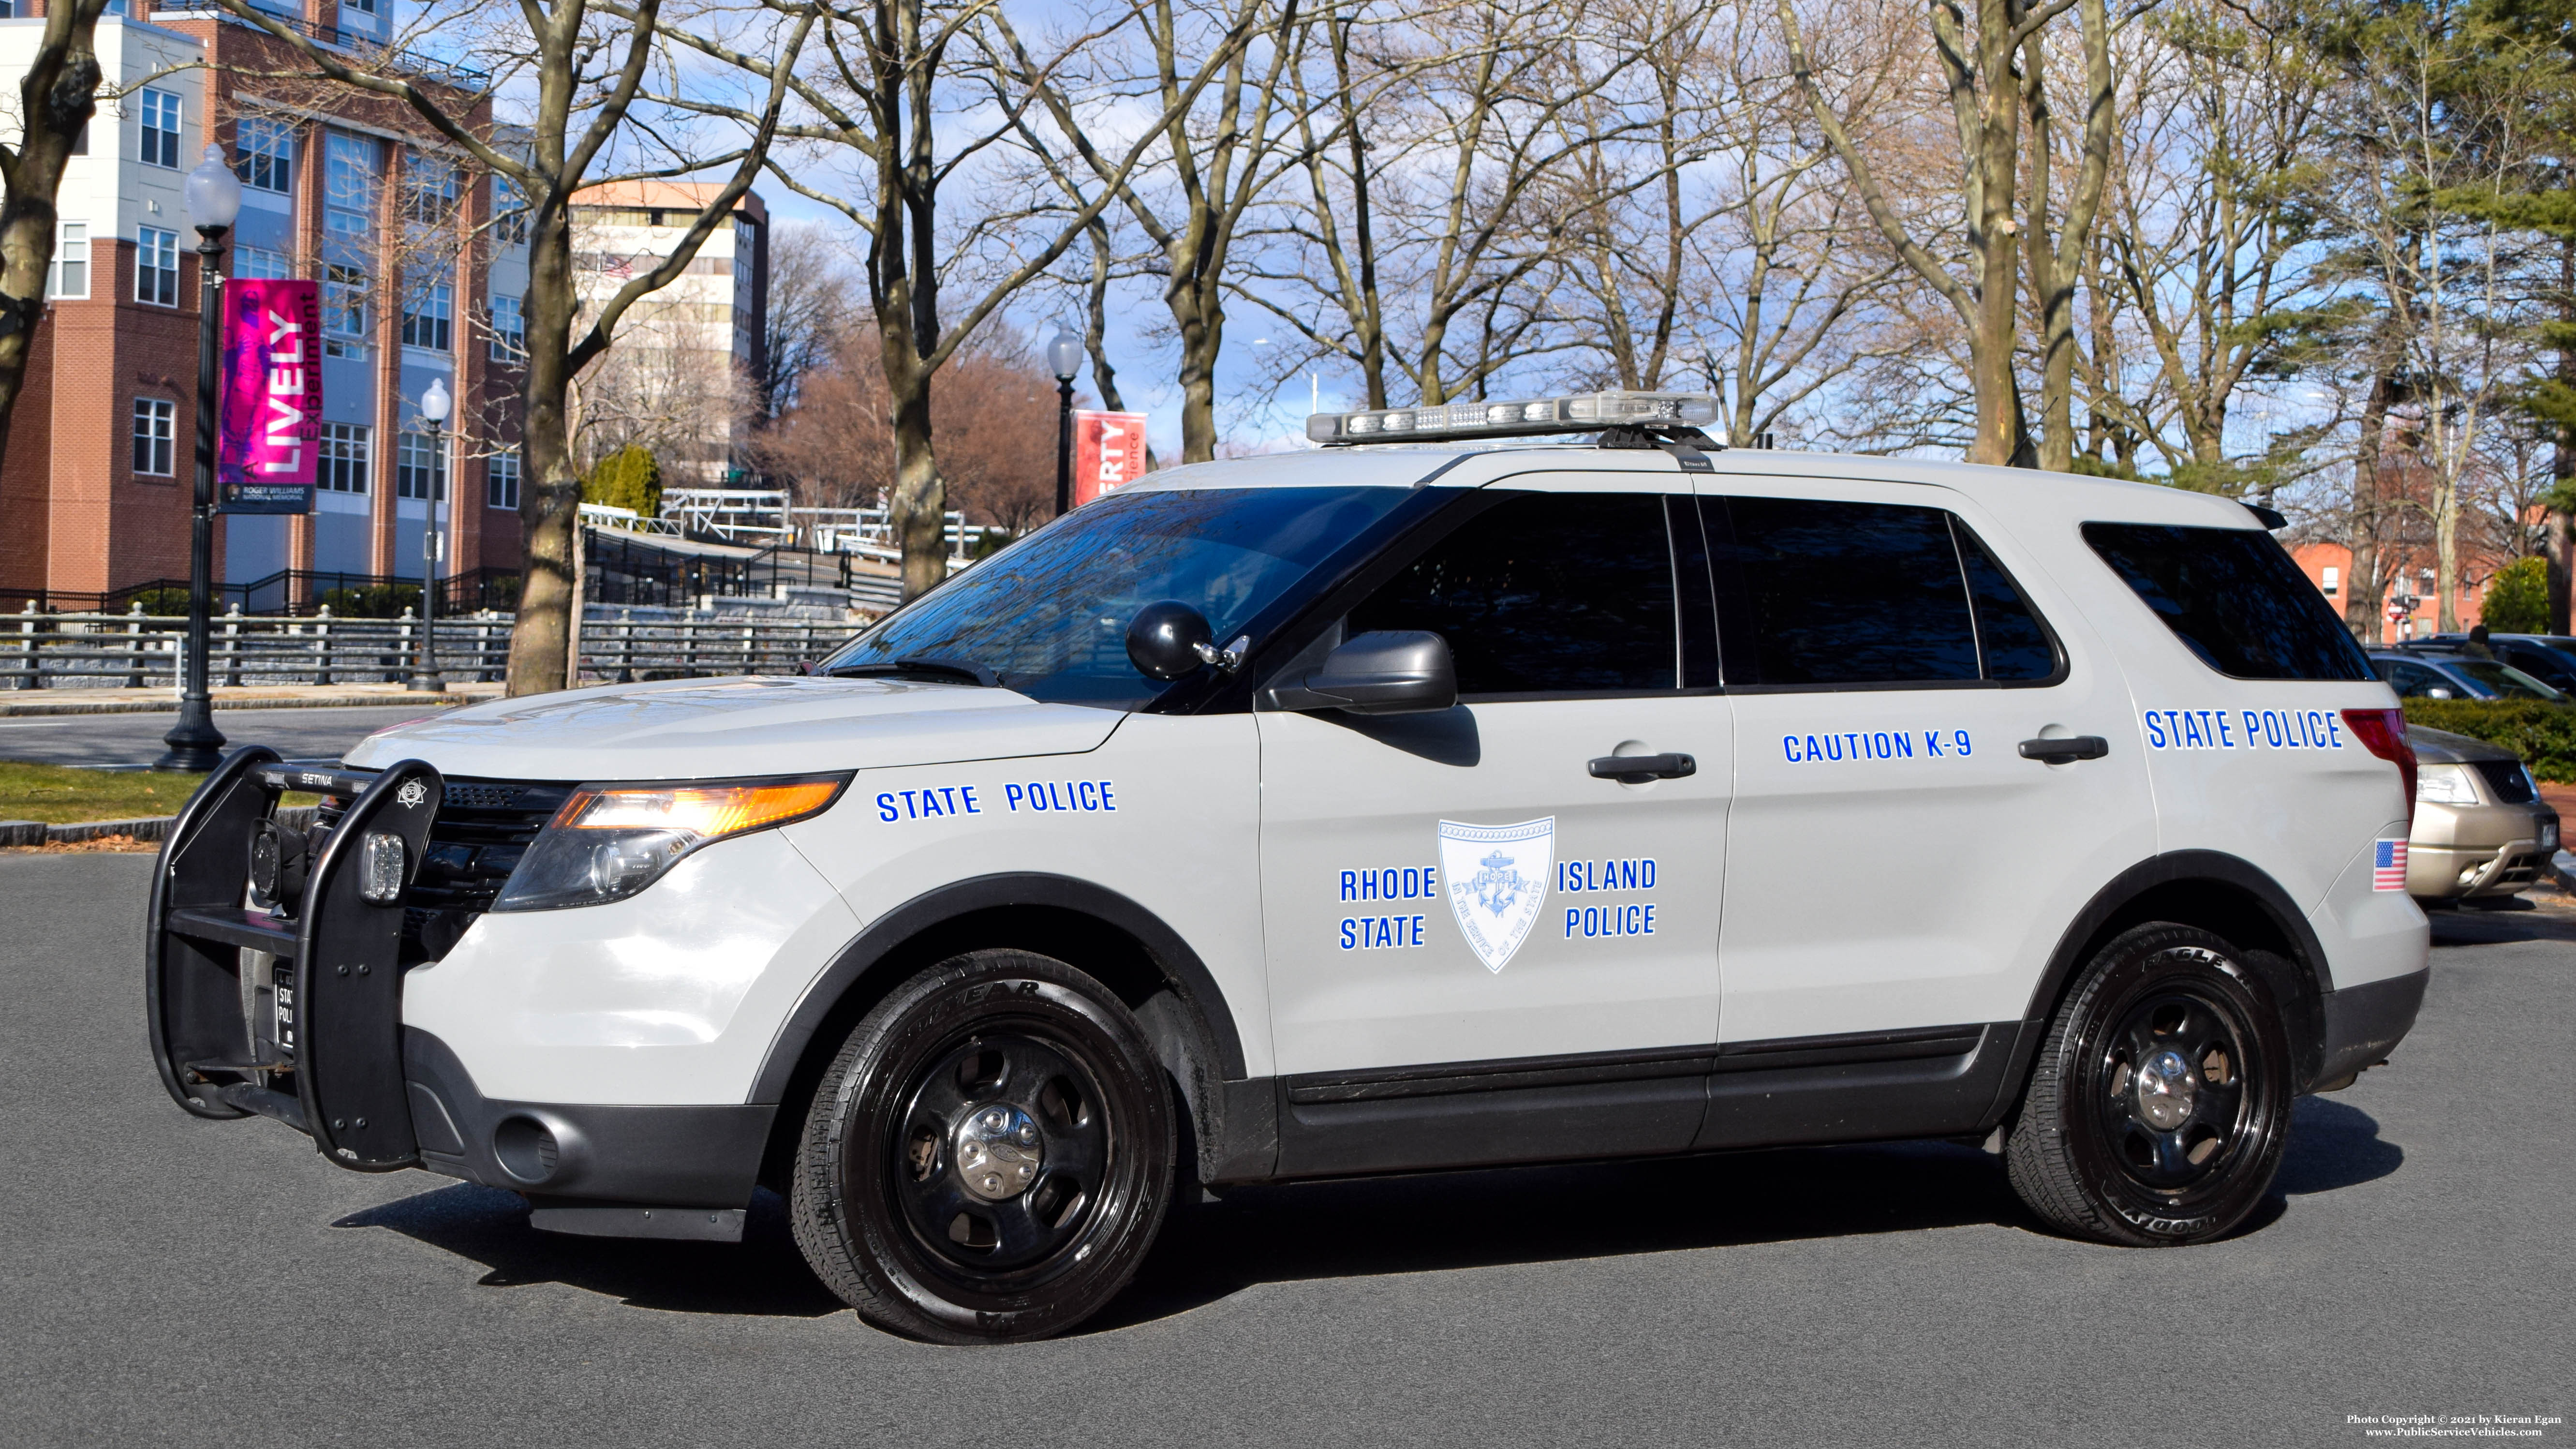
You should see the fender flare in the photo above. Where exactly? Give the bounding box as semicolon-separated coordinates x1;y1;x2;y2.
2017;849;2332;1090
744;872;1248;1106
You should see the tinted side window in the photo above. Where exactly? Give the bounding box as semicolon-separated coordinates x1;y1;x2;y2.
1957;526;2058;680
1350;492;1676;694
1711;496;1981;685
2083;523;2374;681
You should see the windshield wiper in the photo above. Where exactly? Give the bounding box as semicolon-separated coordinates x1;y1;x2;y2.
827;656;1003;687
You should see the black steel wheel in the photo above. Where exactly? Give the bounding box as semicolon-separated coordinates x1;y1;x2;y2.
789;949;1173;1343
2006;923;2294;1246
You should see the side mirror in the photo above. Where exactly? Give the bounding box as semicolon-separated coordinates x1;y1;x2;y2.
1126;600;1213;681
1262;630;1457;715
2426;686;2454;700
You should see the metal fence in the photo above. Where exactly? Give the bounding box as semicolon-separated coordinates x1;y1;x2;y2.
2;608;867;691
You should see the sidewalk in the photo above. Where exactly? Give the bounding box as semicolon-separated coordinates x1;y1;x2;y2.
0;683;503;717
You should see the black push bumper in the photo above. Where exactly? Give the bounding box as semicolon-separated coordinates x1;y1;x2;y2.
147;749;772;1239
147;748;443;1170
2312;966;2430;1090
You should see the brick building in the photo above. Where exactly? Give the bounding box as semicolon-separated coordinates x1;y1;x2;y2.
0;1;519;609
2289;540;2509;642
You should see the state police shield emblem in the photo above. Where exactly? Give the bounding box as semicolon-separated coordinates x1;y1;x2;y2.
1438;818;1554;973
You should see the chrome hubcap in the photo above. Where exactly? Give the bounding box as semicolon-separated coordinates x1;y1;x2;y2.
2133;1048;2196;1130
953;1103;1045;1202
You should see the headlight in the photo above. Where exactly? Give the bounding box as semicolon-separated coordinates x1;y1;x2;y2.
493;775;847;911
2414;763;2480;806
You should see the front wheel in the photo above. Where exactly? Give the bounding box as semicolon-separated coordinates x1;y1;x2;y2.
789;949;1174;1343
2006;923;2294;1246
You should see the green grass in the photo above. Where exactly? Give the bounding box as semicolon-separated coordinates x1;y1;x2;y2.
0;760;319;825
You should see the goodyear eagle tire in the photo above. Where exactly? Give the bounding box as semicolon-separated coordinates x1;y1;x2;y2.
789;949;1174;1343
2005;923;2293;1247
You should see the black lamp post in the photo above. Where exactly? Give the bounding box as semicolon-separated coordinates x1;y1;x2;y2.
408;377;452;693
1047;330;1082;517
156;146;243;773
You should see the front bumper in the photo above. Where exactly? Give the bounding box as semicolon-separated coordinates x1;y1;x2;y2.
2409;804;2559;900
405;1029;771;1239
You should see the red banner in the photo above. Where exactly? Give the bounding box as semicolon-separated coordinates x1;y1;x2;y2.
218;278;321;513
1073;410;1149;506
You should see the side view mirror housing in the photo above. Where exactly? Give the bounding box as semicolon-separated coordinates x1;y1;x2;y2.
1261;630;1457;715
1127;600;1212;681
2426;686;2454;700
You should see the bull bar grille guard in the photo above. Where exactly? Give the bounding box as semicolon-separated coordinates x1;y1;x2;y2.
146;747;445;1171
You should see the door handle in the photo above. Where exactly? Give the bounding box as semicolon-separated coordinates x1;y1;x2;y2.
1588;752;1696;783
2018;735;2109;764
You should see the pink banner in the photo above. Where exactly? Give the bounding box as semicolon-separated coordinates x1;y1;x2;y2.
218;278;322;513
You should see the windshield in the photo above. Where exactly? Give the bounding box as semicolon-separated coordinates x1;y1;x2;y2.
820;486;1413;707
2448;659;2565;701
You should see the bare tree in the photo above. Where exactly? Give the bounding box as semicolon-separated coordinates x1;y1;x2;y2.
1777;0;2116;468
219;0;816;692
0;1;112;483
994;0;1310;463
656;0;1250;597
758;220;851;420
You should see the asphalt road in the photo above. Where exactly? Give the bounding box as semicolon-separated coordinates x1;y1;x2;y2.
0;706;439;771
3;854;2567;1448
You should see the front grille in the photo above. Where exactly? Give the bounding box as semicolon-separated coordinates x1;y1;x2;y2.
311;776;570;960
2472;759;2538;805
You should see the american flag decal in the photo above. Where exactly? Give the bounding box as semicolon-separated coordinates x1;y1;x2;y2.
2373;838;2409;892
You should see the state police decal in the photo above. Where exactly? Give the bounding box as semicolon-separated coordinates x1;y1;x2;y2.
1437;818;1554;973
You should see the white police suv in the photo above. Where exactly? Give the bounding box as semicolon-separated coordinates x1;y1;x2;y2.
148;393;2429;1342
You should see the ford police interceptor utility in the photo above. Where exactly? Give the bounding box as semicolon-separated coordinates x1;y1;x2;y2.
146;392;2429;1343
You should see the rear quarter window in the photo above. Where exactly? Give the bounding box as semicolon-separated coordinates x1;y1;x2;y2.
2082;523;2374;681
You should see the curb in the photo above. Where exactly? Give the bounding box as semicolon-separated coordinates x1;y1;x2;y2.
0;694;491;718
0;803;316;847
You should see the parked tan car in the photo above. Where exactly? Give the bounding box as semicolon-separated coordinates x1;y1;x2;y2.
2406;725;2561;902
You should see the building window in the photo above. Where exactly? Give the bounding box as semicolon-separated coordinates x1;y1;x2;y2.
490;293;525;361
344;0;378;13
493;177;529;246
47;222;87;299
236;117;293;194
324;263;368;358
132;398;176;476
402;152;459;227
396;430;447;501
318;423;370;494
401;279;453;352
325;134;377;255
2321;566;2340;597
487;449;521;510
235;245;293;281
135;226;178;306
138;90;182;169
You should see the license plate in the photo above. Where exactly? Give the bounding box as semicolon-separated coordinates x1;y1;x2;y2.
2544;822;2561;852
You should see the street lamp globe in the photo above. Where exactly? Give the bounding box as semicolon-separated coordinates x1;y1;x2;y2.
1046;330;1082;383
183;145;241;236
421;376;452;425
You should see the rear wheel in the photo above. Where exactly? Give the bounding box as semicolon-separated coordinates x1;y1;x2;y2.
2005;923;2293;1246
789;949;1174;1343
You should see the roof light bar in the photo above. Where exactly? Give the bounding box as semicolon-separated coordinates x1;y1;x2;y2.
1308;390;1720;445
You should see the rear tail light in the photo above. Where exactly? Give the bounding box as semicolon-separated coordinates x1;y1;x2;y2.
2342;707;2418;832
